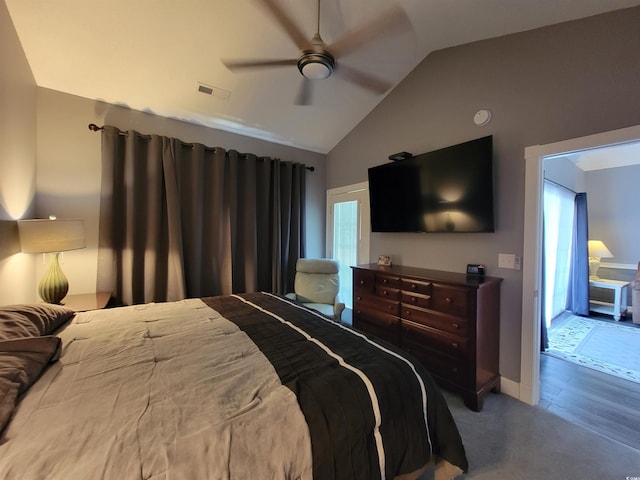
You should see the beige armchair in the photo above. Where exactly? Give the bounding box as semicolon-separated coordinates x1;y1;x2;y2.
633;262;640;324
286;258;345;320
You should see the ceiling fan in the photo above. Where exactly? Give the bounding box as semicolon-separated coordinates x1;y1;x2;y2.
222;0;411;105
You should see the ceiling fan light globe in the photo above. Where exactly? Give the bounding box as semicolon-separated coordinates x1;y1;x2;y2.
298;51;335;80
302;61;331;79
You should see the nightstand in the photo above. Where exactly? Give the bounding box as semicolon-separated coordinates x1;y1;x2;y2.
589;278;630;320
61;292;111;312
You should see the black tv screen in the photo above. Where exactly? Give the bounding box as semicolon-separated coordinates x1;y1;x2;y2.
368;136;494;233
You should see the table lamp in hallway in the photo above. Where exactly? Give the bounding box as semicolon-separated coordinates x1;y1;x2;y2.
587;240;613;279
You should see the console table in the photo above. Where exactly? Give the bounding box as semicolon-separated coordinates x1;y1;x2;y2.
352;264;502;411
589;278;630;320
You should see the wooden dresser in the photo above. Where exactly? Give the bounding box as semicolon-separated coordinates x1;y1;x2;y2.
352;264;502;411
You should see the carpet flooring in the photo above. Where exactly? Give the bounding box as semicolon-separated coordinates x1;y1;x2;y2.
418;391;640;480
546;313;640;383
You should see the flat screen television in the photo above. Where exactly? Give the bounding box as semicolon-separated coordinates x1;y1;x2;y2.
368;135;494;233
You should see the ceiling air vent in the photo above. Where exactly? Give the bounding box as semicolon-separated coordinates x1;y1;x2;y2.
196;82;231;101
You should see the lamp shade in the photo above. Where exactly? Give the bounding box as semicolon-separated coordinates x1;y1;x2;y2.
587;240;613;259
18;219;85;253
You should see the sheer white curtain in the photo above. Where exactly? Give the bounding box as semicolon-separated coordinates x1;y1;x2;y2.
543;180;575;327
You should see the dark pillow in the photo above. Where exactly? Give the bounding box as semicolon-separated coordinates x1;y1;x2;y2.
0;304;74;340
0;336;62;432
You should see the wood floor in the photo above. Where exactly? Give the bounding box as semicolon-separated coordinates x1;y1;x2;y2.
539;353;640;450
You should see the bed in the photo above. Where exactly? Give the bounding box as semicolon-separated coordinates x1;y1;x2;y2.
0;292;468;479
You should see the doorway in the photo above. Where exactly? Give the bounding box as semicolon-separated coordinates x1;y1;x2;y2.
326;182;370;314
521;124;640;405
541;149;640;384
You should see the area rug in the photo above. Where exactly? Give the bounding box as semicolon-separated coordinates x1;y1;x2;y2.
546;314;640;383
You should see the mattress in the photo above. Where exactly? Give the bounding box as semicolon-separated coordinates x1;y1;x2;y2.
0;293;467;479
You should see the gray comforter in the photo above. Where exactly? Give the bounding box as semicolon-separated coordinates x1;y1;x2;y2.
0;294;467;479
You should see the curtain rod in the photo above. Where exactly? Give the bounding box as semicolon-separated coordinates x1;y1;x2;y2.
88;123;315;171
543;177;577;194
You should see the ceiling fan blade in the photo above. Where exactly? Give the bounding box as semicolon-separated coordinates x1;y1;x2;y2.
335;64;392;95
294;79;313;105
222;58;298;71
329;5;411;58
255;0;311;51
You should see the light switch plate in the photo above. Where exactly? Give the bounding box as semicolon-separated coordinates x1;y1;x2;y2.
498;253;516;269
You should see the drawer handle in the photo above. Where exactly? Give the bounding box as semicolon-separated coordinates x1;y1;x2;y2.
382;279;388;284
405;310;411;317
382;289;389;296
360;280;365;285
452;342;459;349
387;305;394;311
445;297;453;303
411;283;417;290
411;296;417;303
452;323;459;329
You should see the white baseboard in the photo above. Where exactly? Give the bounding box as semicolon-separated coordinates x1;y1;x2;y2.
499;376;526;403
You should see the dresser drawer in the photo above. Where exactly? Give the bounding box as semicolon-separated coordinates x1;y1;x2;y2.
401;319;468;357
353;269;375;294
377;273;401;289
431;284;470;317
402;339;470;387
354;293;399;317
401;290;431;309
401;305;468;336
353;308;400;345
375;285;400;301
401;278;432;296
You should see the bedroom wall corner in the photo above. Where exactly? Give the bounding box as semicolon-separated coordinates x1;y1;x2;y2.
0;1;38;305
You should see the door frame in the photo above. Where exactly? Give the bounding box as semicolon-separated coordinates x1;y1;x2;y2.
520;124;640;405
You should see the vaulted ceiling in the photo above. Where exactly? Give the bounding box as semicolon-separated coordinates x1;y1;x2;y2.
6;0;640;153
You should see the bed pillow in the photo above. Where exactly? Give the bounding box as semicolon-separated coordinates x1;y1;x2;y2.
0;304;74;340
0;336;62;432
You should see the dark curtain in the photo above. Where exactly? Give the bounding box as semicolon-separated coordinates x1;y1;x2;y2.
567;192;589;315
97;126;306;306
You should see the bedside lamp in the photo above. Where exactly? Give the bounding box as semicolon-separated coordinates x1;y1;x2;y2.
17;217;86;304
587;240;613;279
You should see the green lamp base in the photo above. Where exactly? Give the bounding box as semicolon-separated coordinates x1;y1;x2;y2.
38;252;69;304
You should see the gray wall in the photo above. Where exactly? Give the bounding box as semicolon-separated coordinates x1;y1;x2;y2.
327;7;640;383
0;0;38;304
586;164;640;266
544;156;586;193
546;159;639;267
